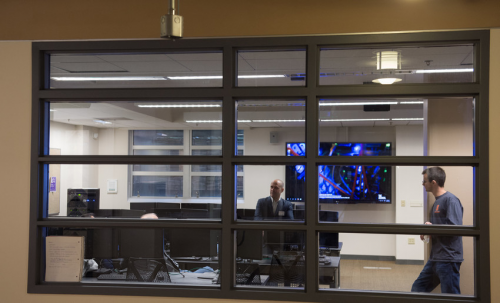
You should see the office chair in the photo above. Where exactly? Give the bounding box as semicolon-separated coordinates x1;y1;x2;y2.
236;263;261;285
126;258;171;283
265;251;304;287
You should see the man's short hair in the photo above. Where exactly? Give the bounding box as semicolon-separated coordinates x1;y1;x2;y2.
422;167;446;187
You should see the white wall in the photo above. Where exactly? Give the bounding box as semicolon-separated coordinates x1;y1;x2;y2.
395;125;425;261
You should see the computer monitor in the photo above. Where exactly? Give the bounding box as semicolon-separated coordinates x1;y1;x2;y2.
169;229;211;258
181;203;208;210
319;233;339;249
319;210;339;222
130;202;156;213
264;231;305;253
181;209;209;218
91;228;117;259
93;209;146;218
236;230;263;260
153;208;182;218
67;188;100;217
118;228;164;258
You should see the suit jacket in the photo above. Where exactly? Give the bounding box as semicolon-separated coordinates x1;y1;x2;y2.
254;196;294;220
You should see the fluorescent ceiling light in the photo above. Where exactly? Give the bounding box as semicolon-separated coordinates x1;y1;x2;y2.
185;119;304;123
320;102;398;106
252;119;305;123
49;109;57;112
372;78;402;85
399;101;424;104
238;75;286;79
186;120;222;123
168;76;222;80
415;69;473;73
321;118;390;122
137;104;221;108
94;119;112;124
376;51;401;70
392;118;424;121
52;74;287;81
51;76;166;81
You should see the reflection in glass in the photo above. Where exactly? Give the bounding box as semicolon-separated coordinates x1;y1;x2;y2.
236;100;305;156
318;97;474;157
45;227;221;286
237;50;306;87
48;164;222;220
236;165;304;222
319;44;474;85
133;176;183;197
134;130;184;146
49;101;223;156
50;52;223;89
320;233;474;296
235;230;305;288
318;165;473;226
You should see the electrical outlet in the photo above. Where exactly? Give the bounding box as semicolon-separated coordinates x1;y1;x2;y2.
401;200;406;207
408;238;415;245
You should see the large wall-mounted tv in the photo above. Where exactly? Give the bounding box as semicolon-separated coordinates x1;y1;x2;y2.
286;142;392;204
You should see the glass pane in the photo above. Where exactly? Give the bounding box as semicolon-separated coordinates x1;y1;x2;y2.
191;176;221;197
133;176;183;197
236;165;304;222
50;52;223;89
237;100;306;156
235;230;306;288
319;232;474;296
237;49;306;87
133;150;183;172
45;227;221;287
318;97;474;156
192;130;223;146
48;164;222;220
49;100;222;156
316;165;473;227
319;44;474;85
133;130;184;146
192;150;221;172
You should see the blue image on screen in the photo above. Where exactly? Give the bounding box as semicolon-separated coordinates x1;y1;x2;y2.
286;142;392;204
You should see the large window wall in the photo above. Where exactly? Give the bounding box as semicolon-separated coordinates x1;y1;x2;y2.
30;30;490;303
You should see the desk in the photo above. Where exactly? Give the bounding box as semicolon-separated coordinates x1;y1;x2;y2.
82;272;217;286
84;255;340;288
253;256;340;288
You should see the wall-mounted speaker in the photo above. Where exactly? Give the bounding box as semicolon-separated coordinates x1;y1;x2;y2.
270;131;278;144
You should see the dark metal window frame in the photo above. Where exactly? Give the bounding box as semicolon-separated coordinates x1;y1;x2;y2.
29;30;490;303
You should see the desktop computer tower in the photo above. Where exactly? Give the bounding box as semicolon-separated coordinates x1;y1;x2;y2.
67;188;100;217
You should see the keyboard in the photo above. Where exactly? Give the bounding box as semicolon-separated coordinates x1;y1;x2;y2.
97;272;127;280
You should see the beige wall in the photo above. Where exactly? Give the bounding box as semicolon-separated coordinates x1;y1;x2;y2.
489;28;500;303
1;5;500;302
1;0;500;40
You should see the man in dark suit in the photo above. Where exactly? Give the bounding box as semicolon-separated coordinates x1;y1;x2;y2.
254;179;294;220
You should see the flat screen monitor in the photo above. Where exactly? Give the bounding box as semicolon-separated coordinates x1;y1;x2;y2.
236;230;263;260
93;209;145;218
67;188;100;216
169;229;211;258
118;228;163;258
319;233;339;249
286;142;392;204
264;231;305;252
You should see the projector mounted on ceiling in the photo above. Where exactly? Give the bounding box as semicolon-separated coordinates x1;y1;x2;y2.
161;0;183;39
